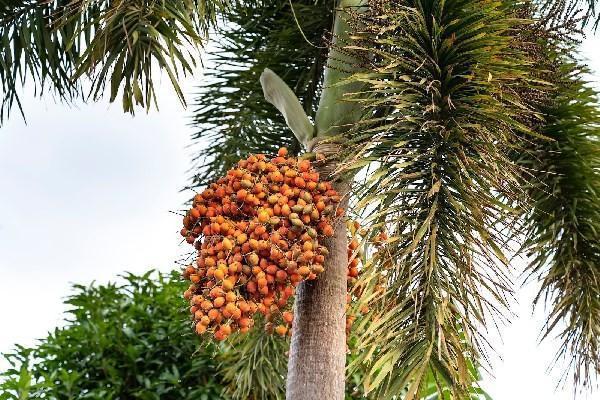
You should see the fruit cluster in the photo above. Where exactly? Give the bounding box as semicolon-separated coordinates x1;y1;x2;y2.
181;148;345;341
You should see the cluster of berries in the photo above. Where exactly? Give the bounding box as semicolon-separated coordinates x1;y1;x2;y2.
181;148;348;340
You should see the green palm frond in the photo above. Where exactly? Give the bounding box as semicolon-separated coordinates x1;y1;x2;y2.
341;1;536;397
0;0;230;122
188;0;334;187
539;0;599;29
505;9;600;388
217;326;289;400
0;1;82;121
520;61;600;388
69;0;225;112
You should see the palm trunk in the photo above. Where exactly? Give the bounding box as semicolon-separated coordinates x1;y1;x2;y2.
285;1;365;399
286;176;349;399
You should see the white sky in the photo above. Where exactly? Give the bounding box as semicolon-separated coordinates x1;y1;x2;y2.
0;31;598;400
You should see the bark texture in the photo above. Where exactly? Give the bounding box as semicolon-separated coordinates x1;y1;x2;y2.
286;142;349;400
286;1;365;398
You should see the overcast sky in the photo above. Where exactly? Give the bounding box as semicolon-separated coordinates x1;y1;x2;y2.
0;32;598;400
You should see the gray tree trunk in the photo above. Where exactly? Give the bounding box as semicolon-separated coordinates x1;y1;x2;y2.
285;1;365;398
286;144;349;400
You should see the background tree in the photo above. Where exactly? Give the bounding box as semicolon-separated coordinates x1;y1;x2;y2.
1;0;599;399
0;271;225;400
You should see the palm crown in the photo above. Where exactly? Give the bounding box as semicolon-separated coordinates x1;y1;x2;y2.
1;0;599;399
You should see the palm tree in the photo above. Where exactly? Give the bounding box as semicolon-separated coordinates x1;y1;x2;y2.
1;1;599;399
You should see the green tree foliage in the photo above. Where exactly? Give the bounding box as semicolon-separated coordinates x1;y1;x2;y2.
0;271;224;400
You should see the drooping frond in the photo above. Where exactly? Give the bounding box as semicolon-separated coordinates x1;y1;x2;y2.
0;1;81;121
503;7;600;388
0;0;229;122
217;322;288;400
539;0;599;29
341;0;536;397
188;0;334;187
520;60;600;388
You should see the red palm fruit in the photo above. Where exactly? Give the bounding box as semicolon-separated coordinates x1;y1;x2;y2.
284;285;294;298
195;323;207;334
249;238;259;250
301;250;314;262
258;210;269;223
213;297;226;308
223;294;234;305
275;325;288;336
214;330;226;341
257;277;268;288
247;253;259;266
209;287;224;298
222;238;233;251
239;318;252;328
225;303;238;316
246;281;257;293
222;279;235;291
312;264;325;274
266;264;278;275
213;269;225;281
190;208;201;219
241;242;251;254
322;225;334;237
258;304;267;315
205;257;216;268
238;301;251;313
283;311;293;324
263;297;274;307
275;270;287;282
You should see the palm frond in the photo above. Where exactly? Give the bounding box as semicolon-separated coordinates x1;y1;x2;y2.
505;8;600;388
69;0;225;112
0;0;82;121
340;1;536;397
539;0;599;29
520;60;600;388
217;326;289;400
188;0;335;187
0;0;229;122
